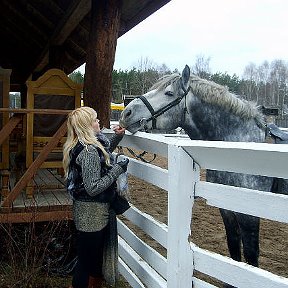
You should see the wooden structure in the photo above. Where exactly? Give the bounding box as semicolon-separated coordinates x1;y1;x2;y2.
0;0;170;90
25;69;81;195
0;0;171;223
0;67;12;198
117;132;288;287
0;69;81;223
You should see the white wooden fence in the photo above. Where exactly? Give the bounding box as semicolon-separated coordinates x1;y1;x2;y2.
112;130;288;288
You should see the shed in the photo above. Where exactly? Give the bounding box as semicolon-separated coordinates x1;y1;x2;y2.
0;0;171;223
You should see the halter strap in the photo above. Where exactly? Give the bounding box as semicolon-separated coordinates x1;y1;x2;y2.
137;95;157;129
136;85;191;130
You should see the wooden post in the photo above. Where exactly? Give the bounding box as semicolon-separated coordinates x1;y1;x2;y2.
2;120;67;207
0;67;12;199
167;144;195;287
1;170;10;199
83;0;122;128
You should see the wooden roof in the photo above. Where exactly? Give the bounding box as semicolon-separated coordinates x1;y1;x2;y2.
0;0;170;90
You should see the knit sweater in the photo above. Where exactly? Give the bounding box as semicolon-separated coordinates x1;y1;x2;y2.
72;132;124;232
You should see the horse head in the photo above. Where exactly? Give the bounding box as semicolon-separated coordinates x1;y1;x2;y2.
120;65;191;133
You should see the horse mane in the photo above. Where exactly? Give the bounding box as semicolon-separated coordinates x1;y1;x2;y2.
150;73;265;127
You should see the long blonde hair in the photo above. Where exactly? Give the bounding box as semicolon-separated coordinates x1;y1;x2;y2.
63;106;110;178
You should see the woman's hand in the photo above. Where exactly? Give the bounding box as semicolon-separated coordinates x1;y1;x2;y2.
112;124;125;135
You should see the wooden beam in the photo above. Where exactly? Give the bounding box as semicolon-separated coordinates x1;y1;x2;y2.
84;0;122;127
0;108;72;115
0;115;22;146
0;210;72;223
34;0;91;72
52;0;91;45
2;120;68;208
119;0;171;37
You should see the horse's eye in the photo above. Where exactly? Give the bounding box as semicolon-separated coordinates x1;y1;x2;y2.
165;91;174;96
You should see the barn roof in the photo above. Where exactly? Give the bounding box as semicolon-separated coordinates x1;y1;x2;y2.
0;0;170;90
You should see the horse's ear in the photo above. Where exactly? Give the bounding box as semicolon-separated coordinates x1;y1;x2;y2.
181;65;190;88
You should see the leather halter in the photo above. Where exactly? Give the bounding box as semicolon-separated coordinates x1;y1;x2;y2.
135;83;191;130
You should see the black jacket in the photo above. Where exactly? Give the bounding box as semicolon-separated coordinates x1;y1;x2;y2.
67;141;116;202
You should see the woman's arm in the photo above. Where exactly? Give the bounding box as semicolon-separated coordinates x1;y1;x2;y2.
108;133;124;152
107;125;125;152
77;145;123;196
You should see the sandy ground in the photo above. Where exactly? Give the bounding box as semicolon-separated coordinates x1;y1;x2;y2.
122;150;288;286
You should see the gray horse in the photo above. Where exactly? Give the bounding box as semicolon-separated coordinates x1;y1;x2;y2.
119;65;287;278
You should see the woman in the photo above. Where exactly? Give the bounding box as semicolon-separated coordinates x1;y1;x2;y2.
63;106;129;288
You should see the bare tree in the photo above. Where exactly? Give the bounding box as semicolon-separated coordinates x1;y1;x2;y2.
257;61;270;105
136;56;155;72
134;57;158;94
242;62;258;102
269;59;288;113
191;54;211;79
157;63;171;78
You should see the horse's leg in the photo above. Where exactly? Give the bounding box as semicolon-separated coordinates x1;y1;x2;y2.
220;210;259;288
272;178;288;195
219;209;241;262
236;213;260;267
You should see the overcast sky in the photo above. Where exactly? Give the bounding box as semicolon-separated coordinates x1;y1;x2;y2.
113;0;287;76
77;0;287;77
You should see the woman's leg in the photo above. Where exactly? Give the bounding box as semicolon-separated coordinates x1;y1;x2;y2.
88;225;108;278
72;231;90;288
72;226;107;288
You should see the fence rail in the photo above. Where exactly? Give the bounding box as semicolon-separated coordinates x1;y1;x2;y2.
107;130;288;288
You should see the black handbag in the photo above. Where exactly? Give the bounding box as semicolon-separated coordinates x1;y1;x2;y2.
110;193;130;215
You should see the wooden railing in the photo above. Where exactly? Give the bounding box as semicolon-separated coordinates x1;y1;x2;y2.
0;109;71;206
115;131;288;288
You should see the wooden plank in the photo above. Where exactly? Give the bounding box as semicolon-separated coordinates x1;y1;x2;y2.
33;173;42;188
0;115;22;145
52;0;90;45
42;190;63;211
43;169;64;189
179;140;288;179
119;131;173;158
52;190;72;210
0;210;72;223
118;238;166;288
51;170;66;188
8;168;67;213
11;191;26;212
36;169;52;188
166;144;194;288
192;244;288;288
40;162;63;169
32;191;50;212
26;106;34;166
128;158;168;191
32;169;65;189
23;196;37;212
124;205;168;249
118;219;167;279
0;108;73;114
34;169;65;190
118;258;146;288
196;181;288;223
2;120;68;207
5;189;70;214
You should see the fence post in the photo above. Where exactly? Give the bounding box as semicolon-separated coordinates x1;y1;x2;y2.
166;144;196;287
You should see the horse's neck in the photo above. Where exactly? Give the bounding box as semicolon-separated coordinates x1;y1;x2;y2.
182;102;265;142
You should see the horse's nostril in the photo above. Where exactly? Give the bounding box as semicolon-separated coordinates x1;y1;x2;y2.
126;109;132;118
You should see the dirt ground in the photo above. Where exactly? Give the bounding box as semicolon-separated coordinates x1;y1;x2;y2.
123;150;288;286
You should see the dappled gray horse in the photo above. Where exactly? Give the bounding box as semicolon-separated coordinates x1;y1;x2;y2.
120;65;287;272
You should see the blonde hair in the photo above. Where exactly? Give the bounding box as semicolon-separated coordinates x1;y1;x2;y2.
63;106;110;179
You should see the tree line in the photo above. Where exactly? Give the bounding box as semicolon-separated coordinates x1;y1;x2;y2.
69;56;288;120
